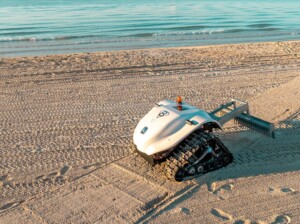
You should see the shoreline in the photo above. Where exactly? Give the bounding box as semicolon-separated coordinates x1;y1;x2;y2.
1;40;300;68
1;39;300;59
1;40;300;87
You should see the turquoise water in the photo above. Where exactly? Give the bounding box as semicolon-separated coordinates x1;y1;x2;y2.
1;0;300;56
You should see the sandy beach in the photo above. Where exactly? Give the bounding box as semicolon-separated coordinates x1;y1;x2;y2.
0;41;300;223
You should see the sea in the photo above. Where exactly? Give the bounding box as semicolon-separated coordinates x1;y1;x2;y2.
1;0;300;56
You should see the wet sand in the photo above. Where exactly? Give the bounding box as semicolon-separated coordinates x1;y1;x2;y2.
0;41;300;223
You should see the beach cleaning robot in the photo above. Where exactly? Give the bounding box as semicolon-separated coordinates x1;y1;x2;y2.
133;97;275;181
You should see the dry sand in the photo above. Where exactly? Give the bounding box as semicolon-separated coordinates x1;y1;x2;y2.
0;41;300;224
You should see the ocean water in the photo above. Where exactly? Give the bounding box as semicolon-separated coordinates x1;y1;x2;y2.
1;0;300;56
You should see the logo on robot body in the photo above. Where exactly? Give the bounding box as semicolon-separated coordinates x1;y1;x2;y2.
157;110;169;118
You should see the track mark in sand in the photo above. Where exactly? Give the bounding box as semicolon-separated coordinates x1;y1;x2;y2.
111;163;170;193
280;188;295;193
39;170;68;184
169;207;190;215
232;214;291;224
271;215;291;224
234;219;266;224
268;187;296;194
207;181;216;192
0;175;8;181
208;182;234;200
0;170;68;204
234;220;248;224
276;42;297;57
211;208;232;221
22;204;49;224
135;184;198;223
0;176;6;191
93;163;170;213
91;174;148;209
82;163;100;170
0;201;20;213
213;183;234;194
35;174;45;180
60;165;71;176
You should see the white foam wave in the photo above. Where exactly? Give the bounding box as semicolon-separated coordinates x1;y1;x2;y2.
153;29;226;36
0;36;71;42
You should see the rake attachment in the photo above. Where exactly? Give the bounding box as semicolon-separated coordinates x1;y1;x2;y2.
234;113;275;138
209;99;275;138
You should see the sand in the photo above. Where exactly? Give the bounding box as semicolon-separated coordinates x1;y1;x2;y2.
0;41;300;224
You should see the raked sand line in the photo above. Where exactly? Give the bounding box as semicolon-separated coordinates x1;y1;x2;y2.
272;215;292;224
234;214;292;224
211;208;233;221
59;165;71;176
249;75;300;122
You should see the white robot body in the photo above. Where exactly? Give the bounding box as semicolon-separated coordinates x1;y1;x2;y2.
133;98;275;181
133;100;221;156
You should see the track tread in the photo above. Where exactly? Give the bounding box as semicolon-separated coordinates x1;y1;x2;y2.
165;130;233;181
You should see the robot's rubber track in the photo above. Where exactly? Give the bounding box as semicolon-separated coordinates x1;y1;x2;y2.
165;130;233;181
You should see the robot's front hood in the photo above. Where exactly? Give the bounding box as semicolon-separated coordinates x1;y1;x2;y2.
133;100;219;155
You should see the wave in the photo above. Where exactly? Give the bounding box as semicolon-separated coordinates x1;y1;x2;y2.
247;23;273;28
126;27;282;37
122;29;226;38
153;29;226;36
0;27;284;43
0;30;224;42
0;35;98;43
